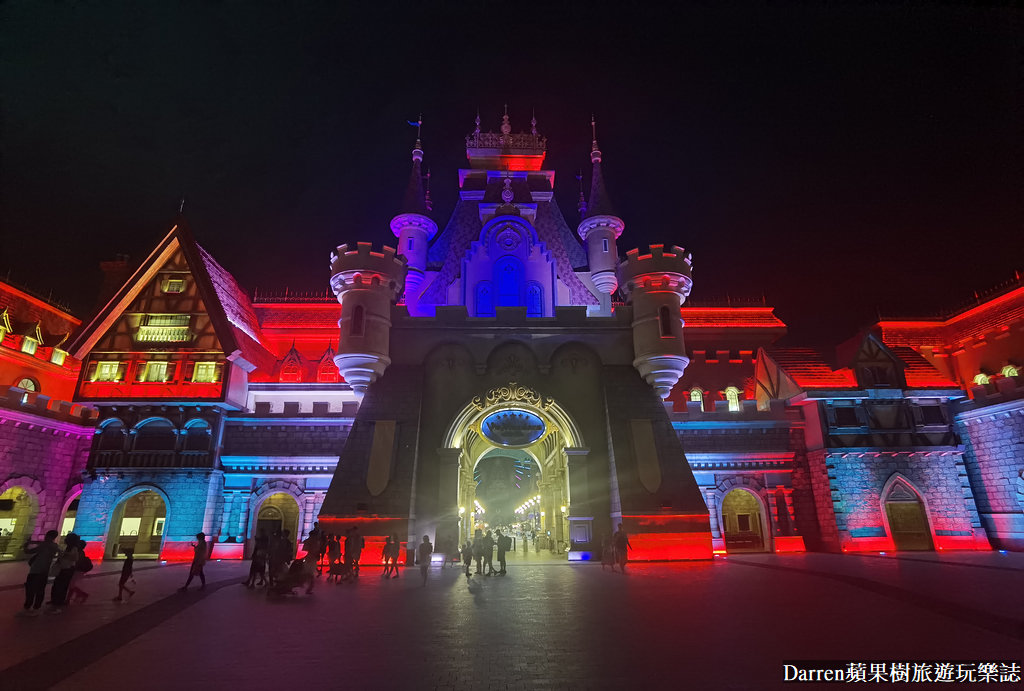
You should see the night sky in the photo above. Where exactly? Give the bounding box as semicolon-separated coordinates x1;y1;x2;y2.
2;3;1020;346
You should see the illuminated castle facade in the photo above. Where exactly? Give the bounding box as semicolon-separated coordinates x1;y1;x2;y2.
1;112;1021;563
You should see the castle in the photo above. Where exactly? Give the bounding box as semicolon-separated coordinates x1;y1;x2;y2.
1;112;1021;564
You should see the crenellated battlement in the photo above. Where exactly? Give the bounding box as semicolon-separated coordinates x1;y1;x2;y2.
618;244;694;301
329;243;407;298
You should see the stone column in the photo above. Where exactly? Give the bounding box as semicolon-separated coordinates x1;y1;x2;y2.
766;489;780;535
564;448;593;547
236;491;250;542
436;448;462;552
219;492;235;542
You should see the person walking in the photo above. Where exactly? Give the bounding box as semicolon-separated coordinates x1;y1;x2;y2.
462;539;473;579
48;533;80;613
613;524;631;574
179;532;208;591
416;535;433;586
114;547;136;601
245;530;268;588
482;530;495;575
18;529;59;616
472;529;484;575
388;534;401;578
67;537;92;604
495;529;509;575
346;526;364;579
381;536;394;578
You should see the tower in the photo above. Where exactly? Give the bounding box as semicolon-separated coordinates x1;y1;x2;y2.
390;118;438;316
618;244;694;398
577;117;623;316
329;243;407;395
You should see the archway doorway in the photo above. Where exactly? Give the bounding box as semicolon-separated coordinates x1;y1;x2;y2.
721;489;767;553
444;384;583;561
883;480;933;551
61;497;80;537
0;487;39;560
108;490;167;559
256;493;300;544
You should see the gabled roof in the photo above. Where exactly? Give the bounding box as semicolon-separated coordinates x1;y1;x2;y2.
70;219;277;373
888;345;958;388
763;347;858;388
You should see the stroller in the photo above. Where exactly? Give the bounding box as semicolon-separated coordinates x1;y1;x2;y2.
266;558;313;597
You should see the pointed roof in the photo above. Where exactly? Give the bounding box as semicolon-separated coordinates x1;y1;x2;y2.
399;156;430;216
398;120;430;216
70;217;277;373
583;118;618;220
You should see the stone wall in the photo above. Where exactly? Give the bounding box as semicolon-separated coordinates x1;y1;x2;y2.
75;468;225;561
0;399;93;552
955;385;1024;550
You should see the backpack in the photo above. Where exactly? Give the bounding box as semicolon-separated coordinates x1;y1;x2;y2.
500;536;512;551
76;553;94;573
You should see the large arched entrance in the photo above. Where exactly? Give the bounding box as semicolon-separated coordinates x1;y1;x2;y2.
255;493;301;543
721;489;767;553
108;490;167;559
0;486;39;560
882;478;933;551
443;383;584;560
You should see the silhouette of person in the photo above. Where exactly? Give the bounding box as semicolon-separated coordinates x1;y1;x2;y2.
463;539;473;578
19;529;59;615
482;530;495;575
417;535;432;586
495;529;508;575
179;532;208;591
472;529;484;575
613;523;631;573
114;546;135;601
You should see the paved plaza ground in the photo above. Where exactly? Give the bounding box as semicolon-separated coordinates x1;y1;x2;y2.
0;550;1021;690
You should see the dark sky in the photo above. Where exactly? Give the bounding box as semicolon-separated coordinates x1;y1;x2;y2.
2;3;1020;346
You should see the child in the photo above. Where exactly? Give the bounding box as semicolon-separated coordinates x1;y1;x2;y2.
114;546;136;601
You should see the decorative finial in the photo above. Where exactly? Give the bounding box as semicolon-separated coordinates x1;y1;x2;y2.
531;109;537;136
590;115;602;163
576;169;587;216
501;174;514;204
412;114;424;162
424;168;433;212
178;197;186;214
474;109;481;134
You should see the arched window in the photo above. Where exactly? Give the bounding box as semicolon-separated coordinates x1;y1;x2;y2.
97;418;126;451
318;361;339;383
16;377;37;392
724;386;741;413
602;238;609;253
526;282;543;317
476;281;494;317
973;373;990;386
494;255;524;308
689;387;704;411
183;419;211;451
659;306;673;337
350;305;365;337
132;417;176;451
1001;365;1019;378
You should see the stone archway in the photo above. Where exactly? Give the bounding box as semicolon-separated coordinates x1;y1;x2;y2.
720;488;768;553
0;480;43;560
440;382;586;558
107;487;169;559
881;474;934;551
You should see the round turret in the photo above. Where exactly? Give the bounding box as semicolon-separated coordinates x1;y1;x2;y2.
329;243;407;395
618;244;694;399
578;214;624;295
391;212;437;312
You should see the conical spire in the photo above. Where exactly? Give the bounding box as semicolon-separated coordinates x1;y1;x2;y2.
583;116;618;219
399;116;430;215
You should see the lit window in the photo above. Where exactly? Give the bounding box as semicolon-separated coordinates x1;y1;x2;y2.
21;338;37;355
141;362;168;382
689;387;704;411
162;278;186;294
95;361;121;382
973;373;990;386
50;349;66;366
136;314;192;343
1002;365;1019;378
192;362;218;383
724;386;741;412
16;377;37;392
